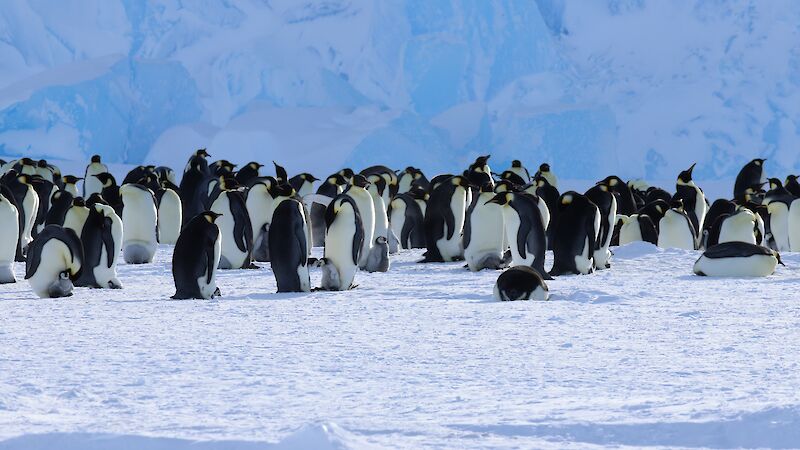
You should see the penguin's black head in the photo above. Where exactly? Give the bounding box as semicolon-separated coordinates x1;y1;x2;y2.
339;168;355;179
768;178;783;190
775;250;785;266
600;175;623;187
671;198;685;211
351;174;370;188
86;193;108;206
512;160;522;168
248;162;263;170
473;155;490;167
450;176;470;188
677;163;696;184
37;159;48;168
91;155;102;163
595;180;610;192
196;148;210;158
539;163;551;172
302;173;319;182
753;158;766;166
368;174;386;194
93;173;116;187
479;182;494;193
494;180;518;193
271;183;296;199
408;185;428;200
62;175;82;184
73;197;86;207
16;174;31;185
202;211;222;223
787;175;798;184
485;192;511;206
560;192;575;205
375;236;388;245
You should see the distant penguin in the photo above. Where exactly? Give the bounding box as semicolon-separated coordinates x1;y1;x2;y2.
119;184;158;264
466;155;493;188
397;167;429;194
550;191;599;276
210;188;254;269
486;191;549;278
210;159;235;177
494;266;549;301
268;198;310;292
499;170;527;187
463;183;506;271
3;173;39;261
35;160;55;183
235;162;263;186
734;158;766;202
694;242;781;277
83;155;107;198
25;225;83;298
366;175;392;264
75;202;123;289
63;197;90;238
718;208;758;245
786;175;800;197
62;175;81;197
618;214;658;245
508;160;530;182
599;175;636;216
29;176;55;237
172;211;222;299
361;165;399;203
422;175;470;262
674;163;707;245
246;177;278;262
657;201;696;250
388;193;425;249
703;199;737;241
535;163;558;189
122;165;155;185
179;149;211;226
155;166;177;186
288;173;319;198
763;178;794;252
321;194;364;290
0;193;19;283
94;173;122;215
156;185;182;245
310;173;348;247
344;175;376;269
585;182;618;269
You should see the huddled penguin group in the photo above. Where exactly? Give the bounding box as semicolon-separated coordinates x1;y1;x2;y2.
0;152;791;301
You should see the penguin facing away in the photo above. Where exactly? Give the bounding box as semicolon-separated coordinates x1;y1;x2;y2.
172;211;223;299
694;242;781;277
388;193;425;249
74;203;123;289
585;181;618;270
268;198;310;292
119;184;158;264
422;175;470;262
549;191;599;276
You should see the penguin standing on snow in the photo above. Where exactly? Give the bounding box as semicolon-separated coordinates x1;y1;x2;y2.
535;163;558;189
235;162;263;186
120;184;158;264
62;175;81;197
210;185;254;269
422;175;470;262
310;173;349;247
585;181;617;269
763;178;794;252
2;172;39;261
179;149;211;225
268;198;310;292
246;177;278;262
74;202;123;289
463;183;506;271
83;155;107;198
320;194;364;291
0;193;19;283
344;175;376;269
673;163;707;246
466;155;494;188
388;193;425;249
694;242;782;277
734;158;766;202
397;167;429;194
156;183;182;245
172;211;222;299
486;191;550;278
618;214;658;245
657;200;696;250
25;225;83;298
494;266;549;301
508;160;530;182
717;208;758;245
550;191;599;276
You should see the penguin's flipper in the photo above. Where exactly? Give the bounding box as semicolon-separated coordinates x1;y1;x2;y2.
444;204;456;240
352;216;364;265
102;216;115;269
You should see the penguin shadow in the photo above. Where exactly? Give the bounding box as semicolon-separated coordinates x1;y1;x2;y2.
555;290;623;304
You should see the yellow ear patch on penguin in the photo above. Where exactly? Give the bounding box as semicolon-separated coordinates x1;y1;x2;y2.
609;178;618;186
561;194;573;205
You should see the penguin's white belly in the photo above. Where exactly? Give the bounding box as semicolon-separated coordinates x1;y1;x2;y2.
464;203;504;270
694;254;777;277
594;200;617;269
28;240;77;298
768;203;790;252
574;236;594;274
211;197;248;269
348;190;375;267
416;200;427;217
502;209;532;266
719;218;756;245
789;199;800;252
619;221;643;245
21;191;38;249
197;235;222;298
658;215;695;250
157;191;182;245
0;202;19;264
436;189;466;261
122;198;158;244
389;201;407;247
372;195;389;239
65;184;79;197
325;217;358;290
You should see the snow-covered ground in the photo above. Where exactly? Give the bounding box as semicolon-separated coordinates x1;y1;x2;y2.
2;242;800;449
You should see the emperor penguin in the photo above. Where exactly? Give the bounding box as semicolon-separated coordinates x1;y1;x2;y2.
785;175;800;197
366;174;391;253
361;165;399;202
63;197;91;237
408;185;429;216
30;176;56;237
734;158;766;202
235;162;263;186
155;184;182;245
508;160;530;182
122;165;154;185
210;187;254;269
94;173;122;215
35;160;55;183
155;166;177;186
210;159;235;177
466;155;494;188
344;175;376;269
531;175;560;249
463;183;506;271
549;191;599;276
694;242;782;277
25;225;83;298
246;177;278;262
310;173;348;247
83;155;107;198
703;199;737;244
388;193;425;249
179;149;211;226
3;172;39;261
397;167;429;194
789;197;800;252
273;161;288;184
288;173;319;198
62;175;81;197
599;175;637;216
585;181;618;269
657;200;696;250
718;208;758;245
321;194;364;290
763;178;794;252
535;163;558;189
486;191;550;278
674;163;707;245
494;266;549;301
268;198;310;292
74;202;123;289
422;175;470;262
618;214;658;245
0;193;19;283
172;211;222;299
119;184;158;264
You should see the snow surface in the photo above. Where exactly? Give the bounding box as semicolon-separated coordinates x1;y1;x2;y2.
2;1;800;179
3;241;800;448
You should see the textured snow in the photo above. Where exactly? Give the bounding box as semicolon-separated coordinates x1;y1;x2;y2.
2;241;800;448
2;1;800;178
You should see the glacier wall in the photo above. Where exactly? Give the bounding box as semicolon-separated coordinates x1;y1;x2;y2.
0;0;799;180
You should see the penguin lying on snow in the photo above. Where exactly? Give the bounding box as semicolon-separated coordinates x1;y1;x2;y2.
494;266;549;301
694;242;782;277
